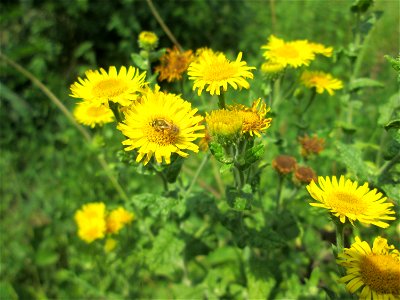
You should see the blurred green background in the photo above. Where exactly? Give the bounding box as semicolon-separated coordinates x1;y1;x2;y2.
1;0;398;299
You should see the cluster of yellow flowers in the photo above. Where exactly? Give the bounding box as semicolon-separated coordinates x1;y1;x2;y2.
306;176;398;299
261;35;343;96
74;202;134;249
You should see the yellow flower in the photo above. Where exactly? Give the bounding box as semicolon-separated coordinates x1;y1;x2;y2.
138;31;158;50
308;42;333;57
306;176;396;228
301;71;343;95
104;238;117;252
337;236;400;299
261;35;315;68
73;101;114;128
117;87;205;165
188;51;255;96
69;66;147;107
228;99;272;137
206;109;243;142
155;47;194;82
106;207;134;234
74;202;107;243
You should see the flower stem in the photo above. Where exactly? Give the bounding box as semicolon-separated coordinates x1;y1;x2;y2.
218;93;226;109
335;221;345;255
302;88;317;115
108;101;123;123
184;153;209;198
275;175;284;213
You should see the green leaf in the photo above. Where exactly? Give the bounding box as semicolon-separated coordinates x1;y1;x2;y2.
246;271;275;299
336;142;369;180
239;143;265;170
164;155;183;183
0;282;18;300
384;119;400;131
350;0;373;13
381;184;400;204
146;224;185;277
226;185;253;211
349;78;384;91
209;141;233;164
378;93;400;126
131;53;148;70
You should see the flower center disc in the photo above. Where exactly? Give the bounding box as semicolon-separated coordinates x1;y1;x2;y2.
360;254;400;295
145;118;179;146
276;45;299;59
328;191;367;214
93;79;128;98
204;61;236;81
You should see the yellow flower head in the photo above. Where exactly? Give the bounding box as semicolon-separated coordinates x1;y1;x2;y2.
228;99;272;137
69;66;147;107
188;51;255;96
74;202;107;243
337;236;400;299
301;71;343;95
298;134;325;157
306;176;396;228
138;31;158;50
261;35;315;68
117;87;205;165
155;47;194;82
73;101;114;128
308;42;333;57
206;109;243;142
106;207;134;234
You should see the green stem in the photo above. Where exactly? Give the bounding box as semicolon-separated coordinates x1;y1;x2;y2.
184;153;210;198
335;221;345;255
218;92;226;109
275;175;284;213
0;53;132;207
157;171;169;192
302;88;317;115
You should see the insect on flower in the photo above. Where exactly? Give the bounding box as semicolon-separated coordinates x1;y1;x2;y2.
151;119;180;135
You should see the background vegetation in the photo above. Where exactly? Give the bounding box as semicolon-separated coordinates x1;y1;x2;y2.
1;0;399;299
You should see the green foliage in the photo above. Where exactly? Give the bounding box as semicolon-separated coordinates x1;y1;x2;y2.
1;0;399;299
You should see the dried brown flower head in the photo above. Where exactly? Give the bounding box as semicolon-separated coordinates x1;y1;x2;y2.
294;166;317;184
272;155;297;175
155;47;194;82
298;134;325;157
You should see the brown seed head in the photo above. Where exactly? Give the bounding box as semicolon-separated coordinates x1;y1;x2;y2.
272;155;297;175
294;165;317;184
298;134;325;157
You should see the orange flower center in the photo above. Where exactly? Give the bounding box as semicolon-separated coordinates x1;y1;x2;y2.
92;79;128;98
360;254;400;296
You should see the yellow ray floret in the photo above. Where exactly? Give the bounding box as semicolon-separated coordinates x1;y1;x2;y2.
73;101;114;128
70;66;147;107
117;87;205;165
188;51;255;96
306;176;396;228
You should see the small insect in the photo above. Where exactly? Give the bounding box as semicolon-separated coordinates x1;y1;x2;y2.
151;119;179;135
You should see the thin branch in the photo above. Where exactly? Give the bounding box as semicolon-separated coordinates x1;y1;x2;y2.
145;0;183;51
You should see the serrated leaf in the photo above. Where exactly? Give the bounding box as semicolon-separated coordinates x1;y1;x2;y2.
220;163;233;174
336;142;369;180
350;0;373;13
209;141;233;164
380;185;400;204
349;78;384;91
246;271;274;299
239;143;265;170
146;224;185;277
226;185;253;211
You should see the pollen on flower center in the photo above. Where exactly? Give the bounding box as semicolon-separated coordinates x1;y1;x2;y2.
93;79;128;98
360;255;400;295
144;118;180;146
204;62;236;81
328;191;367;213
276;45;299;58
